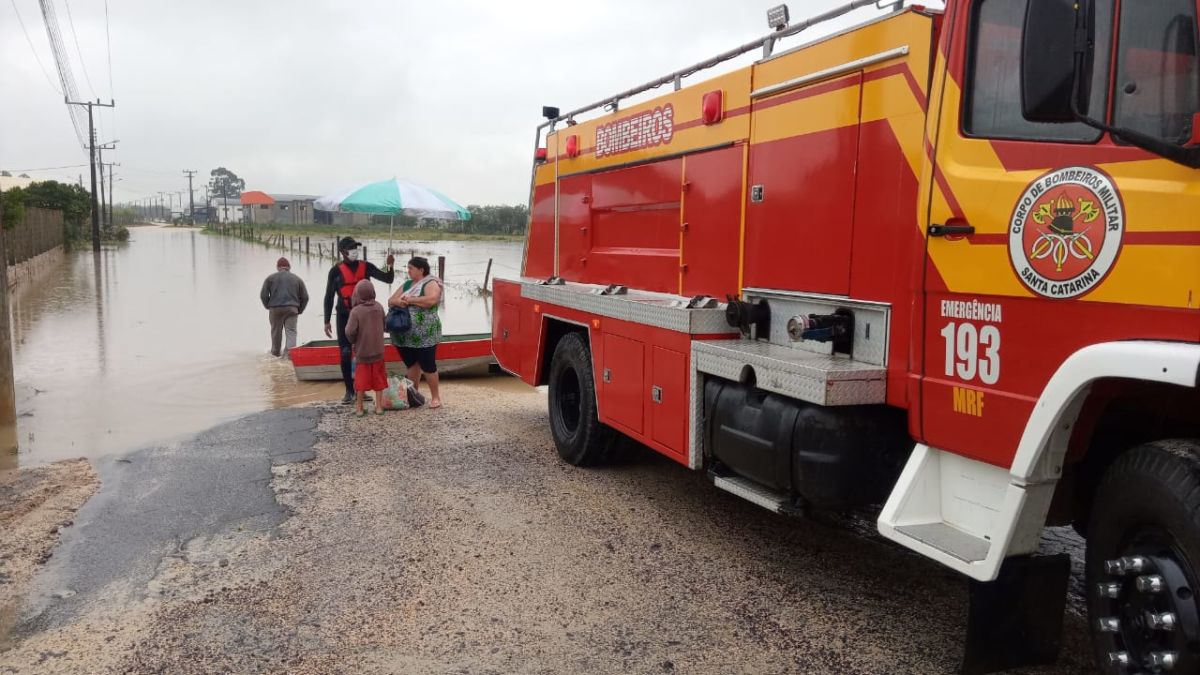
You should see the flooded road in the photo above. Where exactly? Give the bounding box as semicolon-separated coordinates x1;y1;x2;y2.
6;226;521;467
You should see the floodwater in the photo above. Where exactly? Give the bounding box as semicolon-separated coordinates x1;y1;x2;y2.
4;226;523;468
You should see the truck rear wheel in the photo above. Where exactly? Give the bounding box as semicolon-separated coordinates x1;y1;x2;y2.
547;332;612;466
1086;440;1200;674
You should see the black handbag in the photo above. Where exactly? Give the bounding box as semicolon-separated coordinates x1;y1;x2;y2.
386;306;411;334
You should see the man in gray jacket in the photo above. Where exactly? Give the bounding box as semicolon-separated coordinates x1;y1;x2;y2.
260;257;309;357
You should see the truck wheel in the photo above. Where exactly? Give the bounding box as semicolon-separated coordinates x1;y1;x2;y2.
547;332;612;466
1086;440;1200;674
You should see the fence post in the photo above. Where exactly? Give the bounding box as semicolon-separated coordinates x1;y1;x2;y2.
306;237;310;256
483;258;493;291
437;255;445;280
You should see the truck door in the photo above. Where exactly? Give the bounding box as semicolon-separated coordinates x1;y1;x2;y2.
920;0;1200;468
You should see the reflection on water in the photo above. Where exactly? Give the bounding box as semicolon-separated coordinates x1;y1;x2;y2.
0;424;15;472
11;226;523;467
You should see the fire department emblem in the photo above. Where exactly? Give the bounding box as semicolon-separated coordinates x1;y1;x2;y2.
1008;166;1124;299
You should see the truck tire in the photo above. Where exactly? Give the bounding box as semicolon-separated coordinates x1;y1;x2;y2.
1086;440;1200;674
547;332;612;466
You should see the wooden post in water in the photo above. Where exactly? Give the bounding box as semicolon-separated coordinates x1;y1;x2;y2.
437;255;445;280
483;258;493;291
306;237;310;256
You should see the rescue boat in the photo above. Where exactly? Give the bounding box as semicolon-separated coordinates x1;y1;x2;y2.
289;333;495;381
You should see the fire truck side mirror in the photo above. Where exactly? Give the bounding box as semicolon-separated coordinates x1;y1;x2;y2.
1020;0;1095;123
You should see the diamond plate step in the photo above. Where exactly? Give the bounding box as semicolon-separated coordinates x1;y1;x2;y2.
709;470;802;516
519;278;736;335
693;339;886;406
894;522;991;563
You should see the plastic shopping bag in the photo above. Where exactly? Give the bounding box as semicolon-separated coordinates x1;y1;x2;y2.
381;375;411;411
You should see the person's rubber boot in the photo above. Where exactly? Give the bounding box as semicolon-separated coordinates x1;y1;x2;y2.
341;391;354;405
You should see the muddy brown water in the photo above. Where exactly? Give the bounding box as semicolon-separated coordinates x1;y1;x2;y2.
4;226;523;468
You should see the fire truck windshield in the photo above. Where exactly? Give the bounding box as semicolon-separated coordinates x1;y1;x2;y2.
1113;0;1200;145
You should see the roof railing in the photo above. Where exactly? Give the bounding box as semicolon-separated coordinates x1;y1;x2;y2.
540;0;907;131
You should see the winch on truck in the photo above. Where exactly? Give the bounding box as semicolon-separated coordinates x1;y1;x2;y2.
491;1;1200;672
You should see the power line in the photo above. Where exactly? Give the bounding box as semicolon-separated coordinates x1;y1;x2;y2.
8;0;61;94
103;0;116;139
63;0;97;98
1;163;90;172
37;0;89;147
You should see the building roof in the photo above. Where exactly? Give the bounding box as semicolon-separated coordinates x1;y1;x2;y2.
210;196;242;207
268;193;319;202
0;176;37;191
240;190;275;205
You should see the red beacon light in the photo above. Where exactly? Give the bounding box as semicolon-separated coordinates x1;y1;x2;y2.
535;147;548;162
701;90;724;125
565;134;581;158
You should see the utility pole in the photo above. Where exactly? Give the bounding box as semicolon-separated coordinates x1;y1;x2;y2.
106;162;117;230
65;97;116;252
183;170;197;225
97;140;118;232
98;158;107;231
203;185;210;226
157;192;167;222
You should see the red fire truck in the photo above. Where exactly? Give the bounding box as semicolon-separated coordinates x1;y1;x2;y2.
491;1;1200;671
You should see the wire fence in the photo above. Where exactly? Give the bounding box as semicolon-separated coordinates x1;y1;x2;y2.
209;226;523;293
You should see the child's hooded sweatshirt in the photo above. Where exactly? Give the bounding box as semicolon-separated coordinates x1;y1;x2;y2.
345;279;386;364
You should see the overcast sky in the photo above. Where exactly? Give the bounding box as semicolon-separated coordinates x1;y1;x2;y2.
2;0;933;207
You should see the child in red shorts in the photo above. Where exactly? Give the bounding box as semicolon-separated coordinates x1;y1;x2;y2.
345;279;388;416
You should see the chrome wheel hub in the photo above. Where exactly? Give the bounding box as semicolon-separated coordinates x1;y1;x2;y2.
1095;545;1200;673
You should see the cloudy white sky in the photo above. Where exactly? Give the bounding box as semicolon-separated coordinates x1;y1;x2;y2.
2;0;931;207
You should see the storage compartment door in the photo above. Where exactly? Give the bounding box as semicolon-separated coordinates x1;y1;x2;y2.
680;146;744;298
601;333;645;434
490;280;522;376
649;347;688;459
743;72;863;295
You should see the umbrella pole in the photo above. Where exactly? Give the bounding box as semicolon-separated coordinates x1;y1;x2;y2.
388;215;395;289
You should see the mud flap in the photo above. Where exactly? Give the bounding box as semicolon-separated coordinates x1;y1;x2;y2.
960;554;1071;675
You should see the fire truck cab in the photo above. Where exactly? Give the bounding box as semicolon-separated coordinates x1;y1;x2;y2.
492;1;1200;671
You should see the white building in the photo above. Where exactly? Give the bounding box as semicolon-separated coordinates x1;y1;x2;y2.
209;196;243;223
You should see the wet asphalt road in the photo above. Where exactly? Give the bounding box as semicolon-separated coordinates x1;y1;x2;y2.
9;407;319;638
0;379;1097;673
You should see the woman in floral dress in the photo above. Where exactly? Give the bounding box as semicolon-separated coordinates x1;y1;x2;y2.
388;257;444;408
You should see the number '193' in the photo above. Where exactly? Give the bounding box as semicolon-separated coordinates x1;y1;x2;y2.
940;322;1000;385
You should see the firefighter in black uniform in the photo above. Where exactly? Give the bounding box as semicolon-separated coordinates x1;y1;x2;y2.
323;237;395;403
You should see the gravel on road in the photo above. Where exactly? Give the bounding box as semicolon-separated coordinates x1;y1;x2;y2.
1;375;1097;673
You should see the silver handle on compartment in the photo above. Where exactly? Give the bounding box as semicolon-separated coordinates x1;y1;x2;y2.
603;368;611;383
651;385;662;403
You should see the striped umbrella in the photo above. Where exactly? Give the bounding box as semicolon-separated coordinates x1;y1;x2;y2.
314;178;471;221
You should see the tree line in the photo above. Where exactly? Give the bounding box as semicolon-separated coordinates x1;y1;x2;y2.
211;167;529;235
0;180;127;242
367;204;529;236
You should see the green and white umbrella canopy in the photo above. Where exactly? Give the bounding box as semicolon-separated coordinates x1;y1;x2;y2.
314;178;470;221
